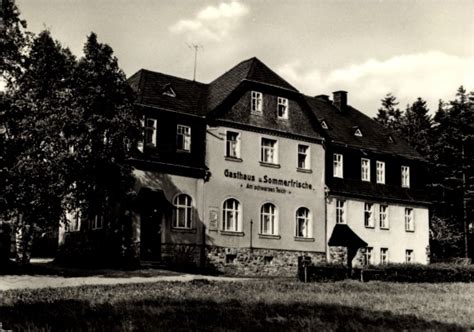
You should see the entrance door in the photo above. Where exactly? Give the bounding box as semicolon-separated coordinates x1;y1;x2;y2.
140;209;161;260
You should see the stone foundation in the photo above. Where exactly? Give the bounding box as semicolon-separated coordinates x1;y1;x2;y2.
328;246;347;265
205;247;326;277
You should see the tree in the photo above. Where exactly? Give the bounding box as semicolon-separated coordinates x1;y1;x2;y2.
374;93;403;131
399;97;432;156
65;33;140;262
0;0;29;84
2;30;76;265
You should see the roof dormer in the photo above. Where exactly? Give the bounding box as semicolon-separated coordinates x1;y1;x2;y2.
353;127;363;137
162;83;176;97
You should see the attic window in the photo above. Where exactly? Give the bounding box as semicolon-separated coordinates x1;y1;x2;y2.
387;135;395;144
162;84;176;97
354;128;363;137
321;121;328;129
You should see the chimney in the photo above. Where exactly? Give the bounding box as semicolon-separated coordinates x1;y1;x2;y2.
332;90;348;111
315;94;330;102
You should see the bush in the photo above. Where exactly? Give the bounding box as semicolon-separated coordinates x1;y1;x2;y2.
358;263;474;283
299;263;474;283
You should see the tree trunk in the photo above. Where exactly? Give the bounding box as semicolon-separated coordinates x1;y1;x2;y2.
15;220;34;266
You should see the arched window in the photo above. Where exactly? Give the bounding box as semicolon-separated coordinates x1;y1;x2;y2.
222;198;241;232
260;203;278;235
173;194;192;228
296;207;311;238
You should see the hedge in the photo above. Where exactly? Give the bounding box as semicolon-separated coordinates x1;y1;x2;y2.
299;263;474;283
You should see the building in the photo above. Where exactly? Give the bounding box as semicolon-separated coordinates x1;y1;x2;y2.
59;57;430;275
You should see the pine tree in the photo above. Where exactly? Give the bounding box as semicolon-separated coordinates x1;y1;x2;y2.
3;30;76;265
399;97;432;156
374;93;403;131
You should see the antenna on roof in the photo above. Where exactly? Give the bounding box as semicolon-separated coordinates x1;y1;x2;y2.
187;43;203;81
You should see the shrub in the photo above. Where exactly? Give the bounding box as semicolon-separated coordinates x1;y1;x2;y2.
298;263;349;282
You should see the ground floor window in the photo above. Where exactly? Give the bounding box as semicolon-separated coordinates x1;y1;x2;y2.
296;207;311;238
380;248;389;265
363;247;373;266
173;194;193;228
260;203;278;235
223;198;241;232
405;249;414;263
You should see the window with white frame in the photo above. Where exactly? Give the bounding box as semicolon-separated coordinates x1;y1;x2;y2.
405;208;414;231
260;203;278;235
222;198;241;232
361;158;370;182
66;210;81;232
336;200;345;224
405;249;414;263
296;207;311;238
363;247;373;266
277;97;288;119
379;205;389;229
145;118;157;147
261;138;278;164
173;194;193;228
251;91;263;113
176;125;191;152
333;153;343;178
226;131;240;158
92;215;103;230
364;203;374;228
298;144;310;169
376;161;385;184
401;165;410;188
380;248;389;265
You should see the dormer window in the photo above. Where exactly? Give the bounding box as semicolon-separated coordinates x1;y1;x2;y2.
162;84;176;97
354;127;363;137
387;135;395;143
251;91;263;113
277;97;288;119
321;120;328;129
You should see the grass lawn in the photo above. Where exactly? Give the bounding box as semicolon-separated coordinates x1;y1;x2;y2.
1;279;472;331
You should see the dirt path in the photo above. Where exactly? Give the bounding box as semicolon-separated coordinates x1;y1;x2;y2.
0;273;248;291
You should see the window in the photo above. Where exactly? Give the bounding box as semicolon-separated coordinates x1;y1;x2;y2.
321;120;328;129
379;205;389;229
376;161;385;184
261;138;278;164
298;145;310;169
336;200;345;224
296;207;311;238
251;91;263;113
277;97;288;119
380;248;389;265
177;125;191;152
361;158;370;182
333;153;343;178
405;249;414;263
405;208;414;231
364;203;374;228
226;131;240;158
260;203;278;235
92;215;103;230
66;210;81;232
354;128;363;137
145;118;157;147
173;194;193;228
363;247;373;266
222;198;241;232
401;166;410;188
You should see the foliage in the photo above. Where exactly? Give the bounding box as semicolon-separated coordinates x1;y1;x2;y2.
374;93;402;130
0;0;29;84
0;280;472;330
399;97;433;156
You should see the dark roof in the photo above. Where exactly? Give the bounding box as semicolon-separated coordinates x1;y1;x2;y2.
328;224;367;248
328;178;430;205
305;96;423;160
207;57;298;111
128;69;208;116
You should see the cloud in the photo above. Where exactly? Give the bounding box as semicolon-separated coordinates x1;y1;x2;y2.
170;1;249;42
277;51;474;116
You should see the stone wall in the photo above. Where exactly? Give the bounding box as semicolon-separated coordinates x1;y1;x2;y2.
328;246;347;265
205;247;326;277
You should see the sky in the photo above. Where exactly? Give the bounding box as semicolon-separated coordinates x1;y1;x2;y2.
14;0;474;116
